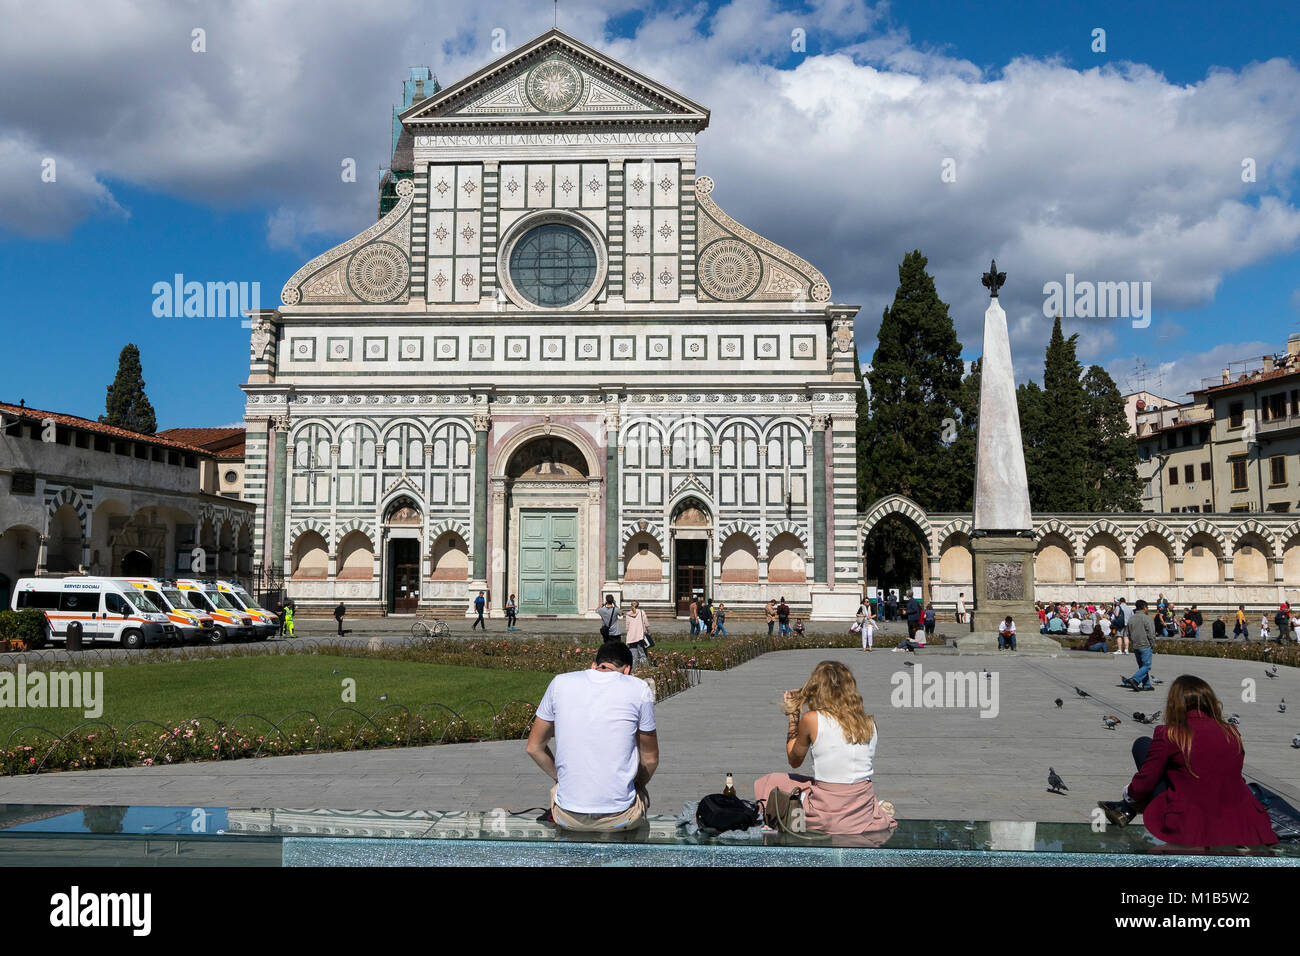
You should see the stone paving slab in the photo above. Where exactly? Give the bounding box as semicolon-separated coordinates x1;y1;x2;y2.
0;648;1295;825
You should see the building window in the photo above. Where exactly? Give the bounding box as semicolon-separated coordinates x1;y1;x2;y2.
1230;459;1248;491
1264;393;1287;421
1183;464;1194;483
1271;455;1287;486
1200;461;1212;481
1168;467;1178;486
1143;480;1152;498
507;223;597;308
1229;402;1244;428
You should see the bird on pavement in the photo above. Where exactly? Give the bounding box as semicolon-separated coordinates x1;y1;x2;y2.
1132;710;1162;724
1227;714;1241;726
1267;665;1279;679
903;660;915;667
1280;699;1287;714
1048;768;1068;793
1075;687;1090;699
1055;698;1064;709
1102;715;1122;730
1292;733;1300;749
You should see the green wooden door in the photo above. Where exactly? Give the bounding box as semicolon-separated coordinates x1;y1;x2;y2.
518;509;578;614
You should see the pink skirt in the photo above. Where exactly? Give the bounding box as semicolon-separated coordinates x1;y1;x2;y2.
753;772;897;835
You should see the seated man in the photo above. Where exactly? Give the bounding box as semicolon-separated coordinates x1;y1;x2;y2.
526;642;658;832
1045;614;1066;636
998;616;1017;651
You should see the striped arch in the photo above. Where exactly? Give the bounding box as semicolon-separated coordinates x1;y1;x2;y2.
719;518;760;544
620;519;667;551
1034;518;1081;559
289;518;330;544
766;520;809;551
45;486;91;538
1180;518;1228;557
859;494;931;544
933;518;973;553
1228;518;1277;559
1280;520;1300;549
335;517;376;548
1131;518;1178;560
427;518;472;550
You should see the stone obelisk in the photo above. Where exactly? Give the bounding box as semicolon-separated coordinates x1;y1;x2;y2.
960;261;1055;650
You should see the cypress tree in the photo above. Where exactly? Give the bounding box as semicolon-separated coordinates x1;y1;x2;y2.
1039;316;1086;511
1081;365;1141;511
1018;381;1048;510
949;358;981;512
854;348;871;511
859;250;966;511
100;344;157;435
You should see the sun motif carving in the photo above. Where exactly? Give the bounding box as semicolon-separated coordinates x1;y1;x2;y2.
631;177;646;194
460;224;476;242
460;271;475;288
347;242;408;303
533;178;547;194
526;60;583;112
506;178;520;194
659;176;672;193
658;269;673;286
435;179;451;196
630;223;646;241
657;223;674;240
560;178;574;195
433;272;448;290
698;239;761;301
630;270;647;287
462;179;477;196
433;225;449;244
588;178;601;192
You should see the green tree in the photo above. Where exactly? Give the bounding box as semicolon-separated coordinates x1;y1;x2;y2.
1081;365;1141;511
100;344;157;435
949;357;981;512
859;250;966;510
1017;380;1049;510
1039;316;1086;511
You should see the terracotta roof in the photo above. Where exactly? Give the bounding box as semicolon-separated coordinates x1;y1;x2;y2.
156;426;245;458
1197;365;1300;396
0;401;211;454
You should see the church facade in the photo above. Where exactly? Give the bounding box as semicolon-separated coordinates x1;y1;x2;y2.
243;30;862;619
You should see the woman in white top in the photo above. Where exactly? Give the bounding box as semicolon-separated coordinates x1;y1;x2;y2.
753;660;896;834
858;600;876;652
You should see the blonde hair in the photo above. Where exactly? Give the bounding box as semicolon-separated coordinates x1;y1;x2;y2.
788;660;875;745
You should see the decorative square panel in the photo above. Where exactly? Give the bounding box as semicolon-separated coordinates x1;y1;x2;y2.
326;337;352;362
576;336;601;360
363;337;388;362
681;335;707;360
289;337;316;362
469;336;494;360
719;335;744;360
398;337;423;362
540;336;566;361
791;335;817;359
611;336;636;360
505;336;530;361
646;336;670;361
434;336;459;361
755;335;780;360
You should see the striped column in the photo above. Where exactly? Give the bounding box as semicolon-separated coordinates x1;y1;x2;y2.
831;412;862;589
607;161;625;297
481;163;500;298
472;411;489;580
605;410;619;582
813;414;828;582
408;165;429;300
680;163;697;297
245;418;270;565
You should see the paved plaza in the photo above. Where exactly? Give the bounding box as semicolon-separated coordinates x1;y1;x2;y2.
0;646;1295;825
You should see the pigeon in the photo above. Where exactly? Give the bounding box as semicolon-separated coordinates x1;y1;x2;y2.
1132;710;1162;725
1102;715;1122;730
332;669;339;675
1048;768;1068;793
1227;714;1240;726
1266;665;1278;679
1280;699;1287;714
903;660;915;667
1054;698;1064;709
1075;687;1090;699
378;694;388;702
1293;733;1300;749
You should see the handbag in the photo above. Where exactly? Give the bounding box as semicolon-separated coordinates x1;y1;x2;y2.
762;786;829;840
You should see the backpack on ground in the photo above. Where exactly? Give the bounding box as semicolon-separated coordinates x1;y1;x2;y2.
696;793;759;834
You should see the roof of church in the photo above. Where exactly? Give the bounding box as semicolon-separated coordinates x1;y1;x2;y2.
156;427;246;458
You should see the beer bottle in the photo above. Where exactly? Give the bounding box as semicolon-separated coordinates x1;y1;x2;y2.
723;773;736;797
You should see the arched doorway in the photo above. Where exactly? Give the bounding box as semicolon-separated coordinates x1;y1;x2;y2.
862;513;929;611
384;497;422;613
671;496;712;616
506;437;589;615
122;549;153;577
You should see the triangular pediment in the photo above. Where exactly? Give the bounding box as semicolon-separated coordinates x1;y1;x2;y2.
401;29;709;129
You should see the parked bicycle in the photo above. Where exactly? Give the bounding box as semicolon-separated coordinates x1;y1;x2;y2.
411;611;451;642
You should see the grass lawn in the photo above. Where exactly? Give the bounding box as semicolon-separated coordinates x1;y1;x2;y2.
0;656;553;742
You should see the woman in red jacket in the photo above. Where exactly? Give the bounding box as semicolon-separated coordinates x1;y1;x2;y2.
1098;675;1276;846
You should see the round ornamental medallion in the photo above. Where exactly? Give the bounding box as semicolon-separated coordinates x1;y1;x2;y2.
347;242;409;303
526;60;583;113
698;239;761;301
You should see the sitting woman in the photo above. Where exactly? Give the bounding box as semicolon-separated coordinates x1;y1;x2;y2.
1082;624;1109;652
753;661;896;835
1098;675;1277;847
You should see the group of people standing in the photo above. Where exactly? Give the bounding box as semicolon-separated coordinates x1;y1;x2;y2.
687;597;729;637
597;595;654;666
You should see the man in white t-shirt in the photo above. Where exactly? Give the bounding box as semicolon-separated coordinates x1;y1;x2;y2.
526;641;659;831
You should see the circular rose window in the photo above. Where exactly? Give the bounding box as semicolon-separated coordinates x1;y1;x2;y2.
507;222;598;308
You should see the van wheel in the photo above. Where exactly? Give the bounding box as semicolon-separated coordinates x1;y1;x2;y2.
208;626;227;645
122;629;144;650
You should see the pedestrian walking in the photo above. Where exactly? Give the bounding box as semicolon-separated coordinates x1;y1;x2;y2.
333;601;346;637
506;593;518;631
599;594;623;642
473;590;487;630
765;598;777;637
714;602;728;637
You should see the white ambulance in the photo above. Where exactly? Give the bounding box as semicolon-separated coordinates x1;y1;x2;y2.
10;577;175;649
173;579;255;644
118;578;217;645
214;580;279;639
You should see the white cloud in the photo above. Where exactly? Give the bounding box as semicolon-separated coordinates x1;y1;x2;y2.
1;0;1298;368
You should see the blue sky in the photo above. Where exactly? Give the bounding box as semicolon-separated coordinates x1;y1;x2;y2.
1;0;1298;428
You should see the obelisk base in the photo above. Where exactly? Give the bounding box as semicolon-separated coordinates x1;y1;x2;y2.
954;533;1060;654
